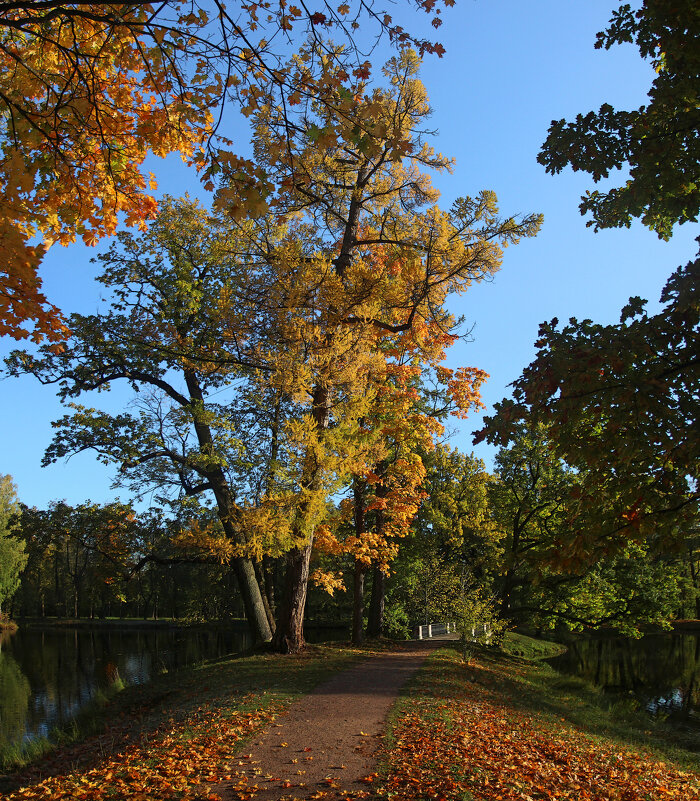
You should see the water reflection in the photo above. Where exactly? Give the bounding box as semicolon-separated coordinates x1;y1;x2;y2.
0;632;31;751
0;624;346;751
0;625;252;748
548;631;700;723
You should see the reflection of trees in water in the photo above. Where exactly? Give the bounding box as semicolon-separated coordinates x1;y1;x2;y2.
0;632;31;749
550;634;700;717
0;625;253;750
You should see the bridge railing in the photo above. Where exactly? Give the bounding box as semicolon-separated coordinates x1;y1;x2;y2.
415;621;493;643
415;621;456;639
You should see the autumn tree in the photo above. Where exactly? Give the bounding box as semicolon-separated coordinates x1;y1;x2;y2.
538;0;699;239
0;0;452;342
224;50;542;652
478;257;699;566
493;0;700;580
358;363;487;641
7;52;540;651
5;198;284;641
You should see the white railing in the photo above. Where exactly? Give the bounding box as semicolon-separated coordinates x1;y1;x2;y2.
416;621;456;639
415;621;493;644
466;622;493;645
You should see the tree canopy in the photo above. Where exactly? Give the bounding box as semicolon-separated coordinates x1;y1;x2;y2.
475;254;699;562
6;52;541;649
0;0;452;342
0;475;27;615
538;0;700;239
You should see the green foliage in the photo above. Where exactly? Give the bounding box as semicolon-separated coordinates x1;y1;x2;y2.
13;502;251;621
486;425;578;615
382;603;412;640
418;445;502;575
538;0;700;239
0;476;27;615
478;256;699;565
476;423;694;634
530;543;691;637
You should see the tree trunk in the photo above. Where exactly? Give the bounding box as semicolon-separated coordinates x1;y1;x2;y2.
231;556;271;641
273;537;314;653
500;567;516;617
272;385;330;653
254;559;276;633
352;560;366;644
262;555;279;616
351;475;366;644
183;367;272;643
367;474;387;638
367;563;385;638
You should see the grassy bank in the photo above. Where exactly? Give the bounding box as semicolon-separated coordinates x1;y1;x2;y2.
0;641;370;795
378;633;700;800
4;634;699;801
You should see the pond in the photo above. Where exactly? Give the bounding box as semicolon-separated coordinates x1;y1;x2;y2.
0;622;346;754
547;630;700;725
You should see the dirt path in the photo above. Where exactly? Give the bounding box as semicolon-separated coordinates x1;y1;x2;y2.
221;638;454;801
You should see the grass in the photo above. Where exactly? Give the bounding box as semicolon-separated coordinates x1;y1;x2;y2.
378;634;700;801
5;632;699;800
490;633;700;768
500;630;567;660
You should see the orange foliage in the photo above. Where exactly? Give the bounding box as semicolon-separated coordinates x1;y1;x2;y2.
6;698;281;801
0;4;215;341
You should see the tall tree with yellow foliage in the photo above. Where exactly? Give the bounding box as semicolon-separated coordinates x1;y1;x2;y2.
7;53;540;651
221;50;542;651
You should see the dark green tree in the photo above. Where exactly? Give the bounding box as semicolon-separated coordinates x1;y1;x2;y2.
477;257;699;559
538;0;700;239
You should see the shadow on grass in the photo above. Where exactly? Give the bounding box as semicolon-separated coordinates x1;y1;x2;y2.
430;641;700;771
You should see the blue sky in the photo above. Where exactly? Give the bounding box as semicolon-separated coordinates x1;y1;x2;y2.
1;0;697;509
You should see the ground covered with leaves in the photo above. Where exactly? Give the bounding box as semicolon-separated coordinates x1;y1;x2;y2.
376;646;700;801
0;644;361;801
3;639;700;801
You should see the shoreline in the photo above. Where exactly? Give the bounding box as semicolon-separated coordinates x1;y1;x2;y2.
2;635;698;799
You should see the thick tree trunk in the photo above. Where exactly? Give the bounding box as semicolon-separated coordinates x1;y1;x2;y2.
232;556;272;642
262;555;279;616
273;538;314;653
367;563;385;638
500;567;515;617
352;561;366;645
183;368;272;643
254;559;276;633
352;476;366;644
272;385;331;653
367;473;387;638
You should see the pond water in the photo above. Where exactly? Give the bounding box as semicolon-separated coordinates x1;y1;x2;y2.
0;623;345;752
547;631;700;725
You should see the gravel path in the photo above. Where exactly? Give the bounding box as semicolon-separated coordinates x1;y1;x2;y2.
221;638;454;800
